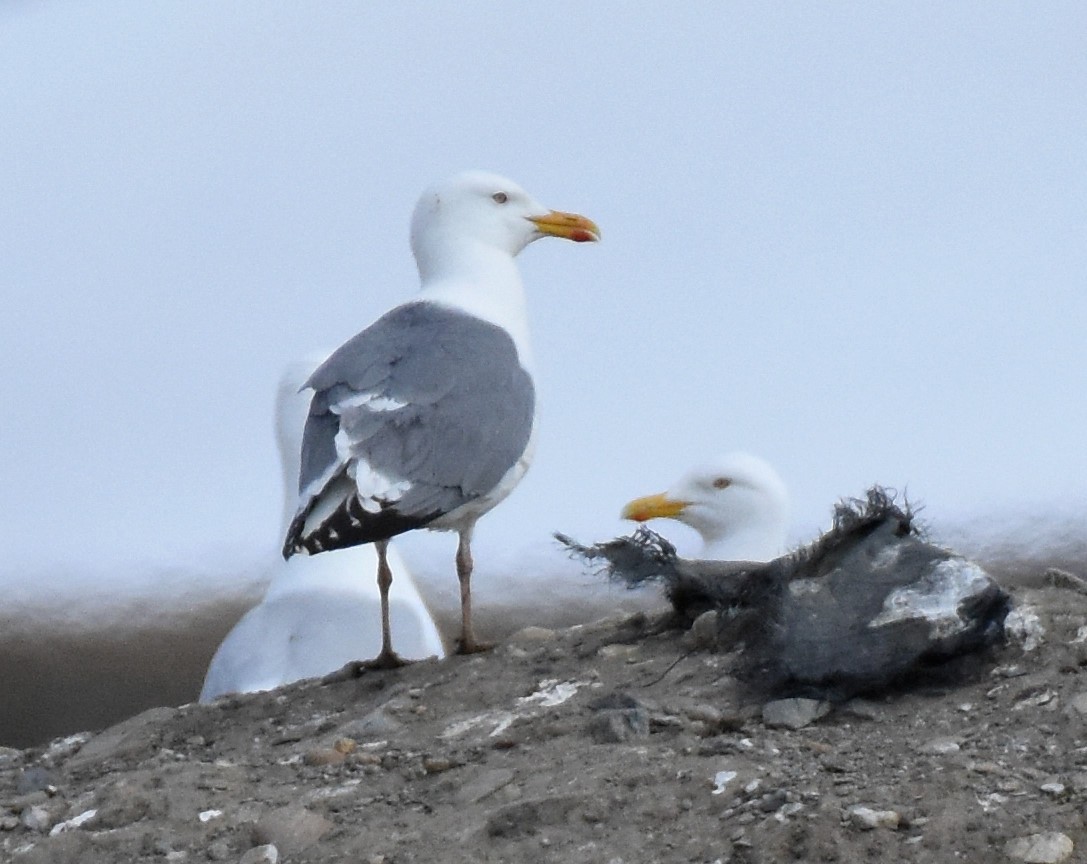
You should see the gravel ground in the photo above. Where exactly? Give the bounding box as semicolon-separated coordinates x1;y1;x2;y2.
3;574;1087;864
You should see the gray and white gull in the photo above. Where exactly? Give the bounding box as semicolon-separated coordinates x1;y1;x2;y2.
282;171;599;663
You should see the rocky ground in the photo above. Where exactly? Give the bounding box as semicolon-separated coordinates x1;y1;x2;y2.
3;576;1087;864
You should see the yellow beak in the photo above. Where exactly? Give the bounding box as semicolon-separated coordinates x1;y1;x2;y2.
620;492;689;523
527;210;601;243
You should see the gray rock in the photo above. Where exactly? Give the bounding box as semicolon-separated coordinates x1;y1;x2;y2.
1069;692;1087;715
41;732;92;763
1004;832;1074;864
337;707;402;740
253;806;333;855
16;767;57;796
485;794;597;838
682;610;719;650
507;626;558;644
0;746;23;764
917;737;961;755
48;808;98;836
20;804;53;833
820;754;850;774
847;805;900;830
67;707;178;770
762;698;830;730
1068;771;1087;793
587;708;650;743
1005;607;1045;652
456;768;517;805
839;699;883;721
240;845;279;864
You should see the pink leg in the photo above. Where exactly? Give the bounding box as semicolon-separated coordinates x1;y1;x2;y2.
366;540;406;669
455;527;491;654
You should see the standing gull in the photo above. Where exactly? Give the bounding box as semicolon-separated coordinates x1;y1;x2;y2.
283;171;599;664
620;452;789;562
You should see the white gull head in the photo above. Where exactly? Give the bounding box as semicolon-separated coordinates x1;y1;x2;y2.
409;170;599;369
621;452;790;562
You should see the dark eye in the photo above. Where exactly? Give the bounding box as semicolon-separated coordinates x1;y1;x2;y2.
712;477;731;490
492;191;508;204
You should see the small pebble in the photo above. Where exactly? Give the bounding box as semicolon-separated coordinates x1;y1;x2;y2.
918;737;961;755
423;756;457;774
762;698;830;730
508;626;558;644
20;805;53;833
304;748;347;767
686;704;723;726
1069;693;1087;715
847;805;900;831
778;802;804;819
48;808;97;836
682;610;719;650
1004;832;1074;864
240;844;279;864
820;754;850;774
597;644;638;659
16;767;57;796
0;746;23;764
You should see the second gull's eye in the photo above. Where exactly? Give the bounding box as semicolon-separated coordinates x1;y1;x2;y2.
492;191;508;204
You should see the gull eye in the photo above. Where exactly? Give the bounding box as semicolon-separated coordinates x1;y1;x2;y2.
492;191;509;204
712;477;731;490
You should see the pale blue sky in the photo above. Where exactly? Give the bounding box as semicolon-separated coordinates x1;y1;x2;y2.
2;3;1085;596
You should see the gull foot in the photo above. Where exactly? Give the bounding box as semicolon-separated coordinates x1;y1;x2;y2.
455;639;494;656
320;651;411;683
362;649;412;671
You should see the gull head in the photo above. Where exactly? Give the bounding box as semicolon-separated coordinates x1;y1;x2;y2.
410;170;599;278
621;452;790;562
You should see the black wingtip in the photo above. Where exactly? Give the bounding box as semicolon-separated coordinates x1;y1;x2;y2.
283;494;442;558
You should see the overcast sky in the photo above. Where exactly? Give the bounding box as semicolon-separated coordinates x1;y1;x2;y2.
2;3;1085;602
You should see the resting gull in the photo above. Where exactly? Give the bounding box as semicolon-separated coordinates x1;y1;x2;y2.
620;452;790;562
282;171;599;663
200;358;445;701
564;486;1010;700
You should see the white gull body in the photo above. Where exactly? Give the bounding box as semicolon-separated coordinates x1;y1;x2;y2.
282;171;599;660
199;358;445;702
621;452;790;562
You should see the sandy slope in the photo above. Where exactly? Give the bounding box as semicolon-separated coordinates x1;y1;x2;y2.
2;575;1087;863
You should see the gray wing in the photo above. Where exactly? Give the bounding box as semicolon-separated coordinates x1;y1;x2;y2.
283;301;535;557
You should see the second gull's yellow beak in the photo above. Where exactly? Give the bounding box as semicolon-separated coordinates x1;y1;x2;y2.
620;492;688;523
